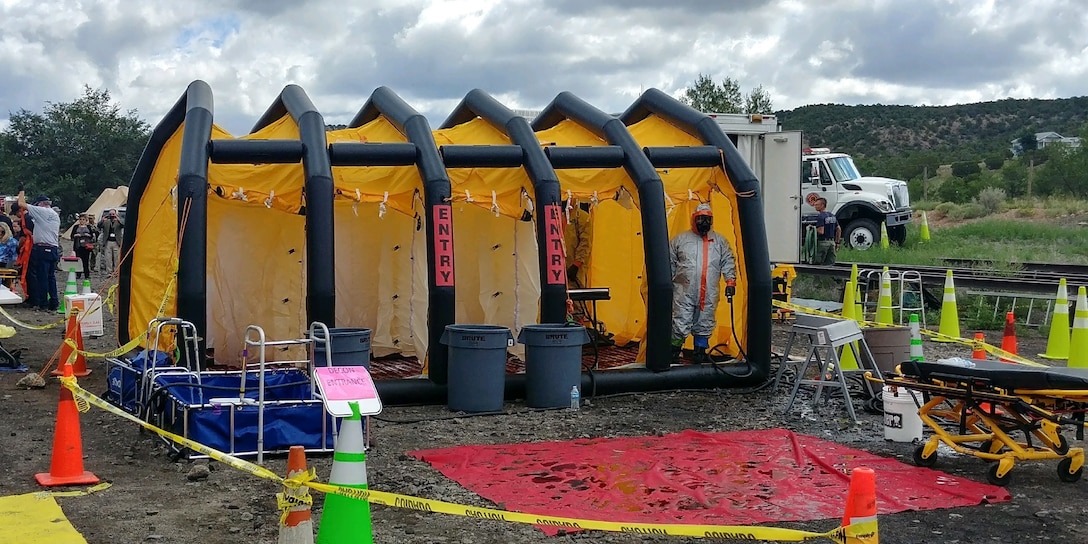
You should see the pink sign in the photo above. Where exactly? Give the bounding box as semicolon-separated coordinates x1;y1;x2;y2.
313;366;383;416
544;204;566;285
433;204;455;286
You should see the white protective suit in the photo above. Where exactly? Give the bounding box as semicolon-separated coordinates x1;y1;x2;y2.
669;203;736;344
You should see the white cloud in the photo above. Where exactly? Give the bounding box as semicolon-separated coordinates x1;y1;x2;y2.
0;0;1085;136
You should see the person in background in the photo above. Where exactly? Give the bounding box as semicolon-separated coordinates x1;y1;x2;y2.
17;192;61;311
11;203;34;301
98;208;123;276
0;222;16;269
669;202;736;364
563;200;593;288
71;214;97;280
813;197;841;265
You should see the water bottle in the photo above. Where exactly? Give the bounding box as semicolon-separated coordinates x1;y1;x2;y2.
570;385;580;411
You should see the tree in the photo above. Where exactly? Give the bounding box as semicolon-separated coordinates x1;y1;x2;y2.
1017;133;1037;153
744;85;774;114
0;86;150;216
680;73;743;113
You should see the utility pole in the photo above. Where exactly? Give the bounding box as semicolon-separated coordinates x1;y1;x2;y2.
922;166;928;200
1028;159;1034;198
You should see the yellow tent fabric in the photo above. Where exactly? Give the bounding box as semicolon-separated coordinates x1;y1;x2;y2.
127;112;749;368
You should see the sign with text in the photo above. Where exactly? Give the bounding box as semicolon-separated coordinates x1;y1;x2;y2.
544;204;566;285
313;366;383;417
433;204;455;287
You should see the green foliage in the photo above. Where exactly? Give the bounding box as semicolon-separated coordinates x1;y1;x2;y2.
0;86;150;216
983;155;1005;170
973;187;1006;213
937;177;971;203
680;73;771;114
1018;133;1038;152
778;97;1088;178
945;202;989;220
744;85;774;115
951;161;981;177
1033;142;1088;198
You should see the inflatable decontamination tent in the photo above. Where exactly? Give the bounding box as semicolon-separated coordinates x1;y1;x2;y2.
117;81;773;398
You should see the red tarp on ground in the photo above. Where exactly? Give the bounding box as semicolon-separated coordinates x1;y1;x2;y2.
408;428;1010;535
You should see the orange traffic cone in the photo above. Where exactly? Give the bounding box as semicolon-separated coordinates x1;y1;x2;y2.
52;314;90;377
35;362;99;487
278;445;315;544
841;466;879;544
971;332;986;360
999;311;1017;363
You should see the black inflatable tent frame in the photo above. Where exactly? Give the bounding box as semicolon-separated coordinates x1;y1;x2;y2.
118;81;772;405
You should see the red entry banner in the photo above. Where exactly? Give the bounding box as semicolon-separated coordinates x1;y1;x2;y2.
544;204;566;285
433;204;454;287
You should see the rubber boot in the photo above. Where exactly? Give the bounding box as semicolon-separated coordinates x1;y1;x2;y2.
693;335;711;364
670;339;684;364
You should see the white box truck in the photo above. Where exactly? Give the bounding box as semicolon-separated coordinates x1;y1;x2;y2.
707;113;912;262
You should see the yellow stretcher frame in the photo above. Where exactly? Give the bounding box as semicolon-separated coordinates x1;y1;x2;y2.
868;370;1086;486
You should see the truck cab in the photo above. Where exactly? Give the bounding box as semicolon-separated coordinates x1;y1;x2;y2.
801;148;911;249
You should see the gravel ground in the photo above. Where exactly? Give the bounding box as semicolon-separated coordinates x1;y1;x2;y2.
1;276;1086;544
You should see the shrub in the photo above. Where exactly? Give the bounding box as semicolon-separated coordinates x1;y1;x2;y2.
1014;207;1036;218
974;187;1006;213
946;202;988;220
933;202;958;218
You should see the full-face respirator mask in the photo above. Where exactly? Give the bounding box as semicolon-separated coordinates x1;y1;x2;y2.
694;215;712;236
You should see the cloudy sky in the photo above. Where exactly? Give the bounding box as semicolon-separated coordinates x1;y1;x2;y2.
2;0;1085;136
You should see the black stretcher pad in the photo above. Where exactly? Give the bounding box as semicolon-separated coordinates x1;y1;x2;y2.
900;360;1088;391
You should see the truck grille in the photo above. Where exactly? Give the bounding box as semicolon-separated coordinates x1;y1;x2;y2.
892;185;910;209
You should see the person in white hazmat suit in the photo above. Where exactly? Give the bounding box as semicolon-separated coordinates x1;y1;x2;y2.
669;202;736;364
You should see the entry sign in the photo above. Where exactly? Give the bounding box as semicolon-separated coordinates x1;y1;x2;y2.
313;366;383;417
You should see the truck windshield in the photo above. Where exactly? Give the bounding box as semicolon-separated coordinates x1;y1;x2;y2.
826;157;860;182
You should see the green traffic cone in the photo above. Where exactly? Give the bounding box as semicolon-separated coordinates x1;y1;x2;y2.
316;401;373;544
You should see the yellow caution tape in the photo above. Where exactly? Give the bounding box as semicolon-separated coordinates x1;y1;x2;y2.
33;482;113;499
63;333;147;360
0;304;66;330
773;300;1046;367
60;376;871;542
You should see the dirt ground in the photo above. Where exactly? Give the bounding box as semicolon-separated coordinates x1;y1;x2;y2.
2;272;1087;543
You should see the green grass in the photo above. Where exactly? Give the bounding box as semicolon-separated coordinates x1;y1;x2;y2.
792;208;1088;334
838;219;1088;267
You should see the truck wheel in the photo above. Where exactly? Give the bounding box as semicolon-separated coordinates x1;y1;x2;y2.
844;218;879;250
889;224;907;246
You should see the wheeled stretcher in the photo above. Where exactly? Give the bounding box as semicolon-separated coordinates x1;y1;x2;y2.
876;359;1087;486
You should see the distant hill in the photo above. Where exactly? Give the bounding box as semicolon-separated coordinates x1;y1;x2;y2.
776;97;1088;179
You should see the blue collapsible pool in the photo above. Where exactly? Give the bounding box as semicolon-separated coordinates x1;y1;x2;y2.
150;369;336;459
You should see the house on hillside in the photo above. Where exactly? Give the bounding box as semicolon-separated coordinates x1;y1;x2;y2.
1010;131;1082;156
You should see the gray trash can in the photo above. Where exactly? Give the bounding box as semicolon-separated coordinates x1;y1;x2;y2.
441;324;513;413
518;323;590;409
312;328;372;369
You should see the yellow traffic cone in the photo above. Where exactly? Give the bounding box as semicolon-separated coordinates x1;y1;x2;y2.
1039;279;1070;360
880;222;889;250
855;283;864;324
875;271;894;325
839;280;859;371
933;270;960;342
1068;287;1088;369
919;211;931;243
849;263;859;289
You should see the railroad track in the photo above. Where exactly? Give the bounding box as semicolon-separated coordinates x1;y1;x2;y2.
790;260;1088;295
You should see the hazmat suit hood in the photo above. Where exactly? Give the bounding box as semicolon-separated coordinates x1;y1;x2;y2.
691;203;713;237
